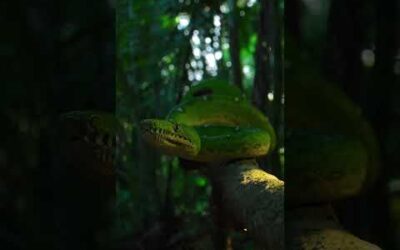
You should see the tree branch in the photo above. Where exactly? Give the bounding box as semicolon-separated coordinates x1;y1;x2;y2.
208;159;284;249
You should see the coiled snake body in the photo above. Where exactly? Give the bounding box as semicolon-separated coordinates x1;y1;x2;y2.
140;80;276;163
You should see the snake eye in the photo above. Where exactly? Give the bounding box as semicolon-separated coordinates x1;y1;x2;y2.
173;123;180;132
193;88;213;97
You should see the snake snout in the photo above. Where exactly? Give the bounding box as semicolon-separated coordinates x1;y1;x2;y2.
139;119;201;158
139;119;157;134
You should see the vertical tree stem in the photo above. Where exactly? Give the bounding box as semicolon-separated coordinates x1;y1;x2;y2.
228;0;243;90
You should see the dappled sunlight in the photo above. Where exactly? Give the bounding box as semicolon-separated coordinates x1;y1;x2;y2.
176;13;190;30
361;49;375;68
267;92;274;101
181;13;226;81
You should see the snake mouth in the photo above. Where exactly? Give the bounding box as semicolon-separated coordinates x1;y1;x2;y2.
164;136;188;147
140;121;197;150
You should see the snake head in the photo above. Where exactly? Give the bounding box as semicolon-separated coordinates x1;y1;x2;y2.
140;119;201;157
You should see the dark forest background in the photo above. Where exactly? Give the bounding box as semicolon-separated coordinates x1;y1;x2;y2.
286;0;398;249
1;0;399;249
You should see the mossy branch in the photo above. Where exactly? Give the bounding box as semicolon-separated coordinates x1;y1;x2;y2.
208;159;284;250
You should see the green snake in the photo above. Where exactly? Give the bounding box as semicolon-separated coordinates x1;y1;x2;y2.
140;80;276;163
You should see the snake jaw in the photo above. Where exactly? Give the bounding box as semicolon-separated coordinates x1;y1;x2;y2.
140;119;201;157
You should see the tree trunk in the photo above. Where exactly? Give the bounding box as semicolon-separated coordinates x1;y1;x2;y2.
228;0;243;90
208;159;284;250
252;0;284;178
